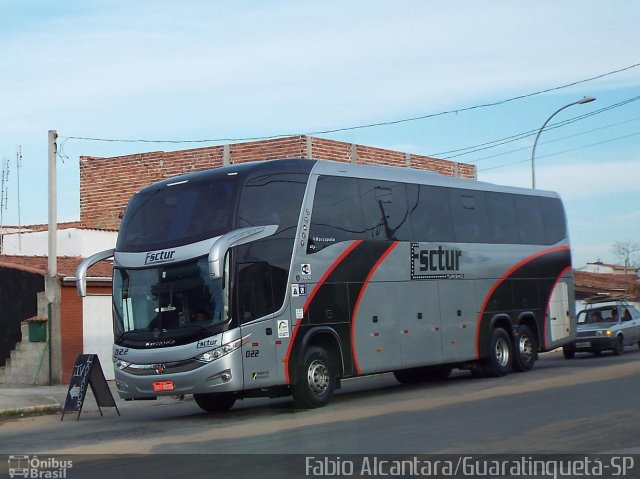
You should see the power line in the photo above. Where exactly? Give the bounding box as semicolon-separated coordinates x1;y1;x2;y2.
478;130;640;172
434;95;640;159
59;62;640;146
469;117;640;163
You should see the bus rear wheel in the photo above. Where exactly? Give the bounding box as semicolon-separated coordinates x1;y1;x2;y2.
292;346;336;409
513;325;537;372
482;328;512;377
193;393;236;412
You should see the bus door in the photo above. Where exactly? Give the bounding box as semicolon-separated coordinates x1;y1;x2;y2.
236;261;278;388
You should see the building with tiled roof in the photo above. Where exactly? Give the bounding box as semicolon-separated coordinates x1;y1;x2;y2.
574;269;640;301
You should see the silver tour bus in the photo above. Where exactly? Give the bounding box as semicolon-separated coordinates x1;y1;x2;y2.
77;158;575;411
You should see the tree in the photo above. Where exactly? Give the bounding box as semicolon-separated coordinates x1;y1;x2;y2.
611;241;640;271
611;241;640;296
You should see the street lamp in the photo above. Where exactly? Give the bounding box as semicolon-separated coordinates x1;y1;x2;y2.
530;96;596;188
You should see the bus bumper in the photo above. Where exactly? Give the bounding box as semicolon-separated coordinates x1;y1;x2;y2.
113;349;244;400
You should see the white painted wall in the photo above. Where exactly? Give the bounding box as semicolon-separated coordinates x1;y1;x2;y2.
2;228;117;257
577;263;615;274
83;295;114;380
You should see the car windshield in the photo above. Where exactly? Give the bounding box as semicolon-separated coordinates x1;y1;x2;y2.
577;307;619;325
112;256;227;336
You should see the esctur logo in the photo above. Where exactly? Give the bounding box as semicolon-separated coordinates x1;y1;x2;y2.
410;243;464;280
145;250;176;265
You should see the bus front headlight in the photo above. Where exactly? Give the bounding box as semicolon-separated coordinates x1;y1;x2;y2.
195;335;251;363
114;358;130;370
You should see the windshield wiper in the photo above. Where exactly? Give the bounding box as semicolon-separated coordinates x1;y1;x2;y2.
115;331;132;343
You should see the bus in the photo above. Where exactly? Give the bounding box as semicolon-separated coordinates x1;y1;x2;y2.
77;158;575;411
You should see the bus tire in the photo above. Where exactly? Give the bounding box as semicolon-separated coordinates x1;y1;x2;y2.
563;346;575;359
193;393;236;412
482;328;512;377
513;325;537;372
292;346;336;408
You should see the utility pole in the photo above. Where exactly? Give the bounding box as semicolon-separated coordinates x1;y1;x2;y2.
17;146;22;250
47;130;60;384
48;131;58;284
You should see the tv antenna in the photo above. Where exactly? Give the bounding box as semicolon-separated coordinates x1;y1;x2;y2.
0;155;9;252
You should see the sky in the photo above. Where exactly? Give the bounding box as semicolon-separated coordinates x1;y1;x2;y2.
1;0;639;268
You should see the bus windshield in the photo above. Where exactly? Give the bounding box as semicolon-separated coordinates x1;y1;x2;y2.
117;175;238;252
113;257;227;335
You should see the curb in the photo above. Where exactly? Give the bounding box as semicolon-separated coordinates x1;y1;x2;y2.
0;404;61;419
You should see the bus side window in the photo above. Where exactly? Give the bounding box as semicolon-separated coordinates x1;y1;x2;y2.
449;189;491;243
238;173;307;238
309;176;365;253
408;184;454;242
539;196;567;244
359;180;411;241
486;192;519;244
515;195;546;245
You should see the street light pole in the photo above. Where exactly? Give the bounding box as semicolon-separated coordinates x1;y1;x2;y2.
530;96;596;189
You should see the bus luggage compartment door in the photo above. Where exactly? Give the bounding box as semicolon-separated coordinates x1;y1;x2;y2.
240;319;278;388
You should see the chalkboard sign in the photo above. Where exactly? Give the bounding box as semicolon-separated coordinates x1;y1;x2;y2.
61;354;120;421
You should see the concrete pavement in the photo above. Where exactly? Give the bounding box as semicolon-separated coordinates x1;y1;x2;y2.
0;384;68;417
0;382;183;418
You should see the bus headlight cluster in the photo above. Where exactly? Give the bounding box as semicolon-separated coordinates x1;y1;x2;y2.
114;358;131;370
195;335;251;363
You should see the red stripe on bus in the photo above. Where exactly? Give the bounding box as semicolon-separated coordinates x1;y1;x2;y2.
474;245;571;358
351;241;399;375
284;240;363;384
543;265;572;350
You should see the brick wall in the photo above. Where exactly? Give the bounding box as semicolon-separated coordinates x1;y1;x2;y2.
80;135;476;230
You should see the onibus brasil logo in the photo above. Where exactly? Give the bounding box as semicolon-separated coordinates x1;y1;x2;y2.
8;455;73;478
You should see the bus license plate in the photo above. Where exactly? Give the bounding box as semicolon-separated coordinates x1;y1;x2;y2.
152;380;175;392
575;341;591;348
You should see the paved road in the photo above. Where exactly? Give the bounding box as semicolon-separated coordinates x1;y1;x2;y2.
1;349;639;477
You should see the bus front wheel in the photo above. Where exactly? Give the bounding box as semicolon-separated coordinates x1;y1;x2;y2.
193;393;236;412
292;346;336;409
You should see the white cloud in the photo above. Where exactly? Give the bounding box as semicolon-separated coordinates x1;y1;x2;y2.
3;1;640;138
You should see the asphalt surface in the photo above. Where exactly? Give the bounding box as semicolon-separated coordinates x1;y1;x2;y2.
1;348;639;479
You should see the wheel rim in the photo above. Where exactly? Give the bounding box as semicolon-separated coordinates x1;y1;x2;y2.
495;337;510;367
519;335;534;363
307;359;330;396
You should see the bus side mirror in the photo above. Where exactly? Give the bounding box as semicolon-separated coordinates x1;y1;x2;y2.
76;248;115;297
208;225;278;280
